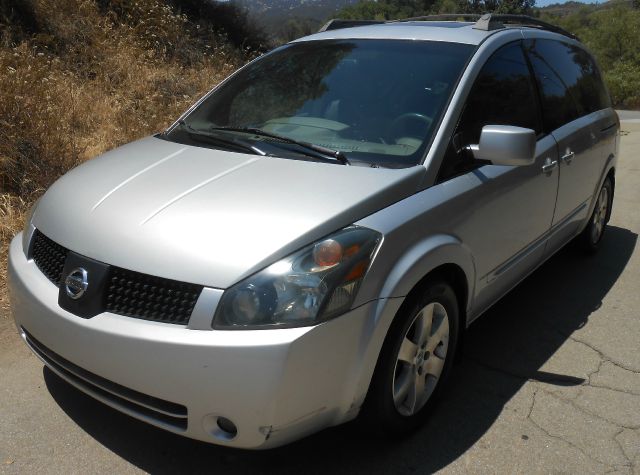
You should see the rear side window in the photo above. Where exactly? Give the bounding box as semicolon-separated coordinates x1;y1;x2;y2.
572;47;611;111
524;39;610;132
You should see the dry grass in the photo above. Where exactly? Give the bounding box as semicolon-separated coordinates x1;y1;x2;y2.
0;194;27;311
0;0;247;311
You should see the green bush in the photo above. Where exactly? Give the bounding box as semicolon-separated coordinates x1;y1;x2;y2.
541;4;640;108
605;62;640;109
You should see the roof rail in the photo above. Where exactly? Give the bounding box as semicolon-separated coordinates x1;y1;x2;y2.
472;13;504;31
386;14;484;23
319;19;384;32
476;13;580;40
319;13;579;41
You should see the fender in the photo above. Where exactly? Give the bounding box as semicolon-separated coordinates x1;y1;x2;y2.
345;234;476;416
376;233;476;315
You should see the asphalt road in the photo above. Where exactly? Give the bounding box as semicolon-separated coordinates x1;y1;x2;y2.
1;122;639;474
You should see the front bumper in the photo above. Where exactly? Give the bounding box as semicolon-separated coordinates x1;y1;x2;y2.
7;234;390;449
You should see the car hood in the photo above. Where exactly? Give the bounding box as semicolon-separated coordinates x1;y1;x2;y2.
33;136;425;289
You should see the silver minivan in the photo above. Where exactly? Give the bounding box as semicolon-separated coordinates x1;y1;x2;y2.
8;14;618;449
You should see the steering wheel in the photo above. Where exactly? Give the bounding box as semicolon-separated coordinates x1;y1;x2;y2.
388;113;433;141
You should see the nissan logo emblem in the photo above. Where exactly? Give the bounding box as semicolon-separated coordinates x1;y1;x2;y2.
65;268;88;300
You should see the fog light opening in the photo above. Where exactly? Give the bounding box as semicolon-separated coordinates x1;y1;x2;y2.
215;416;238;440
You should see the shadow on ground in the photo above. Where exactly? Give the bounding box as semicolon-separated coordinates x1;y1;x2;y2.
44;226;637;474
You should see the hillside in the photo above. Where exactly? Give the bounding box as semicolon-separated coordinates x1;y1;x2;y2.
536;0;634;15
0;0;256;309
537;1;596;15
240;0;358;23
238;0;359;39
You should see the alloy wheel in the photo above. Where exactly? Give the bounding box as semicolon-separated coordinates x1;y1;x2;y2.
591;186;609;244
392;302;450;416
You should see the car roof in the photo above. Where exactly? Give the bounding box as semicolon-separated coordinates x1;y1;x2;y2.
295;19;574;46
296;21;501;46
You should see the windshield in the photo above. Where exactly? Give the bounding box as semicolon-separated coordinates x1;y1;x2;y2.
165;39;475;167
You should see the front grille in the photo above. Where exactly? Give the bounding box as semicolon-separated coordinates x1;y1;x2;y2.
31;230;202;325
23;328;188;431
32;230;68;285
106;267;201;325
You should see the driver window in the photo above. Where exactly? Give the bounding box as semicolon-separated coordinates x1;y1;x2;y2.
437;41;541;182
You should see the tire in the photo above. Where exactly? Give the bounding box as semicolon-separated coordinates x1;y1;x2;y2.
363;280;460;436
580;177;613;254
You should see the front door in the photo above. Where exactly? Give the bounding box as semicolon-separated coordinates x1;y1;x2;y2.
433;40;559;312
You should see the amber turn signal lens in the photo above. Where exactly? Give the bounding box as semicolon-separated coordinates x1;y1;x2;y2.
344;260;368;281
313;239;343;267
343;244;360;258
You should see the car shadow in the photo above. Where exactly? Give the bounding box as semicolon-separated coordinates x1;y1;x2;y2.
44;225;637;474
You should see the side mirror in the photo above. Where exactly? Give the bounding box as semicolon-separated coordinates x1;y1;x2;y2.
468;125;536;166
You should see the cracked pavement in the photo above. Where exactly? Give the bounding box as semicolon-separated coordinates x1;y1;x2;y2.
1;122;639;474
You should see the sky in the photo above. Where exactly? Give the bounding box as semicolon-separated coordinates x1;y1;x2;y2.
536;0;601;6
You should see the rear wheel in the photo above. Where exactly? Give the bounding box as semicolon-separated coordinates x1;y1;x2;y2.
364;281;459;436
580;177;613;253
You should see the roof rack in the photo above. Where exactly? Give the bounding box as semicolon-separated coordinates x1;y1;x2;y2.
319;13;579;41
478;13;579;40
319;19;384;32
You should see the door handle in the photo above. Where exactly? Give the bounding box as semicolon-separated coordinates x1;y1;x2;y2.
561;151;575;164
542;158;558;174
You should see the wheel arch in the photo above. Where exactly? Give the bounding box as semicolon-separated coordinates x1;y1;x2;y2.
373;234;475;321
589;157;616;221
347;235;476;417
355;261;470;422
401;263;469;327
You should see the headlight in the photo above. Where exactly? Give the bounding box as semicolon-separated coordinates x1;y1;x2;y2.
22;198;40;255
213;226;382;329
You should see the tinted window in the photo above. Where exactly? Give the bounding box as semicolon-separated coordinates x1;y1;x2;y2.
525;39;610;132
438;41;540;181
525;40;580;131
166;40;474;168
573;47;611;111
457;41;540;145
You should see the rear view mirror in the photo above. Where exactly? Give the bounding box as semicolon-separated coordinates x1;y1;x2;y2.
468;125;536;166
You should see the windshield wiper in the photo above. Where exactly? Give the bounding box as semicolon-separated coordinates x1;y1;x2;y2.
209;126;350;165
173;121;267;157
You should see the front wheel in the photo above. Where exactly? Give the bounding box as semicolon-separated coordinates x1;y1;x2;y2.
580;177;613;253
363;281;459;436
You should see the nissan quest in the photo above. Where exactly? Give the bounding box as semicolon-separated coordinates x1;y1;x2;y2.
8;14;619;449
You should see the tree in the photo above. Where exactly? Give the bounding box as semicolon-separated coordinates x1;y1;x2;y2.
170;0;271;52
540;3;640;108
460;0;536;14
336;0;537;19
276;17;319;42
